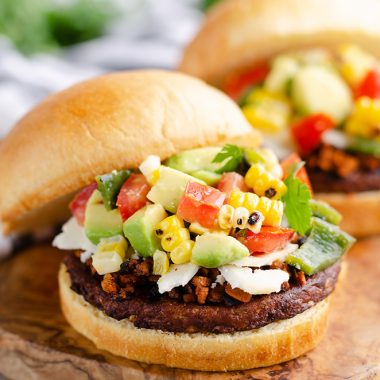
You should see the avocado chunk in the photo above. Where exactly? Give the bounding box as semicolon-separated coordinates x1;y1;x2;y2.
286;217;355;275
309;199;342;225
96;169;131;210
189;170;222;186
165;147;222;174
192;233;249;268
123;204;168;257
291;65;352;123
84;190;123;244
147;166;205;213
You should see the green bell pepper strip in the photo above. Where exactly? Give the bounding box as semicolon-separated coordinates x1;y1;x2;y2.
286;217;355;275
96;169;131;210
309;199;342;225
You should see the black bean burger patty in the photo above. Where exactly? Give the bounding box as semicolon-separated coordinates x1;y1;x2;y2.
308;168;380;193
64;253;340;334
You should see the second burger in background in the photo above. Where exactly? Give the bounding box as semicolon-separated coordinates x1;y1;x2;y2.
180;0;380;237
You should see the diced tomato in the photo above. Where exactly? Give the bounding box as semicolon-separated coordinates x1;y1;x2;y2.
281;153;313;194
217;172;248;198
223;63;270;101
355;69;380;99
239;226;295;254
291;114;335;155
116;174;151;221
177;182;226;229
70;183;97;225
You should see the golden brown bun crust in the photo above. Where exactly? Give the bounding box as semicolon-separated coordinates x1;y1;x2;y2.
316;190;380;238
59;264;329;371
0;70;260;233
180;0;380;84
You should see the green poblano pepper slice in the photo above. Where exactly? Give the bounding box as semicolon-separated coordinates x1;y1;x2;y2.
286;217;355;275
309;199;342;225
348;136;380;158
96;169;131;210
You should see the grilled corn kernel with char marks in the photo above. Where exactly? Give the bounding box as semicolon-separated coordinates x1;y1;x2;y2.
229;190;283;227
245;164;287;200
170;240;194;264
161;228;190;252
247;211;264;233
153;250;170;275
155;215;184;239
232;207;249;229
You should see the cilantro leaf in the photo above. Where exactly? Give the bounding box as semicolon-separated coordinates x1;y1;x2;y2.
212;144;244;174
282;167;312;235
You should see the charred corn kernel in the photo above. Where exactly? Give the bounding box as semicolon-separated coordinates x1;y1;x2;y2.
218;204;235;230
338;44;376;86
155;215;184;239
228;190;283;227
245;164;287;200
232;207;250;229
153;250;170;275
96;235;128;259
242;89;291;133
161;228;190;252
345;97;380;138
247;211;264;233
139;155;161;184
170;240;194;264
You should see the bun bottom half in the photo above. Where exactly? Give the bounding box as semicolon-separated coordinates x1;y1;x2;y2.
316;190;380;238
59;265;329;372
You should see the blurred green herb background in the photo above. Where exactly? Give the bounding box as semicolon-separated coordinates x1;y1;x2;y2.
0;0;117;54
202;0;223;11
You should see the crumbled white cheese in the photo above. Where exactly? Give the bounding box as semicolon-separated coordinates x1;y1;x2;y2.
80;250;93;263
211;274;225;289
219;266;289;295
157;262;199;294
52;217;96;253
232;243;298;268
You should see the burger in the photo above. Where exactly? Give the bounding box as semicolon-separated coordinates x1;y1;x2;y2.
0;70;354;371
179;0;380;238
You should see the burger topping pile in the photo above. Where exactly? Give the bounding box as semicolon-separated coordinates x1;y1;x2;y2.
223;45;380;184
54;145;354;305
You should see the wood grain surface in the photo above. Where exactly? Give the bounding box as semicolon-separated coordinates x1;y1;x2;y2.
0;238;379;380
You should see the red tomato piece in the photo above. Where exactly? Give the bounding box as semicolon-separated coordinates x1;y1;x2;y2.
116;174;151;221
223;63;269;101
70;183;97;226
291;114;334;155
177;182;226;229
239;226;295;254
281;153;313;194
355;69;380;99
217;172;248;198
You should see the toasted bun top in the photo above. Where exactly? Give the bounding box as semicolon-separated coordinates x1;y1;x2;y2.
179;0;380;84
0;70;259;233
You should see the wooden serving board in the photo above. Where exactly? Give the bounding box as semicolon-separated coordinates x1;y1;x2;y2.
0;238;379;380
